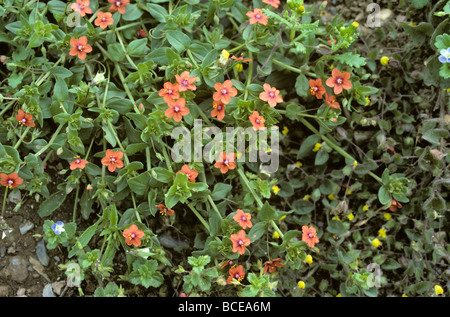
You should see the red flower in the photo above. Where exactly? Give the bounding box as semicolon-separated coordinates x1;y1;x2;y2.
231;54;252;63
213;80;237;105
155;204;175;216
0;173;23;189
123;224;144;247
108;0;129;14
137;29;148;38
227;265;245;285
101;149;124;172
302;225;319;248
214;152;236;174
176;164;198;183
262;0;280;8
259;83;283;107
94;11;114;29
211;100;225;121
165;98;189;122
246;8;268;25
325;68;352;95
309;78;326;99
387;199;402;212
325;93;340;109
233;209;252;229
70;156;88;170
15;109;35;127
69;36;92;61
71;0;92;17
263;258;284;274
159;82;180;103
175;71;197;92
230;230;251;255
249;111;265;131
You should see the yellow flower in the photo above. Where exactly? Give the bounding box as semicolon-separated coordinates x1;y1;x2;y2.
336;293;342;297
352;160;358;166
312;143;322;152
272;185;280;195
329;64;334;70
378;228;386;238
235;64;243;72
365;97;370;106
266;147;272;153
273;231;280;239
282;126;289;135
332;215;340;221
303;194;310;200
346;189;352;195
298;281;306;289
347;213;354;221
380;56;390;65
363;205;369;211
296;161;303;168
305;254;313;264
236;152;243;159
402;294;408;297
328;194;336;200
279;215;286;221
434;285;444;295
371;238;381;248
352;21;359;28
409;22;416;26
221;49;230;59
384;213;392;220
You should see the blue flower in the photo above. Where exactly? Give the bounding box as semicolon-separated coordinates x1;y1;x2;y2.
51;221;65;235
438;48;450;64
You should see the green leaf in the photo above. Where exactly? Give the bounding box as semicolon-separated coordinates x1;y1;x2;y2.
146;3;168;23
258;201;277;222
151;167;175;183
211;183;232;201
122;4;143;21
38;190;67;217
408;0;428;9
295;74;309;97
248;221;268;242
50;66;73;79
127;38;147;56
333;52;367;67
127;171;152;195
378;186;392;205
107;43;125;62
165;30;191;53
326;220;347;235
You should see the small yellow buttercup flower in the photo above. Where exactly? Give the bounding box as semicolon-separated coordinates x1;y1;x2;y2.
328;194;336;200
332;215;340;221
235;64;243;72
380;56;390;65
352;21;359;28
312;143;322;152
279;215;286;221
273;231;280;239
298;281;306;289
305;254;313;264
282;126;289;135
363;205;369;211
347;213;354;221
365;97;370;106
272;185;280;195
384;213;392;220
352;160;358;166
221;49;230;59
402;294;408;297
336;293;342;297
346;189;352;195
434;285;444;295
303;194;310;200
296;161;303;168
378;228;386;238
266;147;272;153
372;238;381;248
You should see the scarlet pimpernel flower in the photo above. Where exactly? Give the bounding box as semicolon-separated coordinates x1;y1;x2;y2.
176;71;197;92
233;209;252;229
227;265;245;284
71;0;92;17
262;0;280;8
16;109;35;127
309;78;326;99
69;36;92;61
0;173;23;189
259;83;283;107
326;69;352;94
165;98;189;122
159;82;180;103
101;149;124;172
108;0;129;14
302;225;319;248
249;111;265;131
155;204;174;216
213;80;237;105
211;100;225;121
246;8;268;25
214;152;236;174
94;11;114;29
176;164;198;183
230;230;251;255
70;156;88;170
123;224;144;247
231;53;252;63
263;258;284;274
325;93;340;109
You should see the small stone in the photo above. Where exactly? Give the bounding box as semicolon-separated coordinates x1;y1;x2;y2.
7;189;21;204
43;284;55;297
6;256;29;283
19;220;34;235
36;239;49;267
52;281;66;296
0;285;10;297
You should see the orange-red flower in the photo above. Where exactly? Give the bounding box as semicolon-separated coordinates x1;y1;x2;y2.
108;0;129;14
175;71;197;92
176;164;198;183
0;173;23;189
213;80;237;105
71;0;92;17
211;100;225;121
302;225;319;248
227;265;245;285
233;209;252;229
16;109;35;127
70;156;88;170
259;83;283;107
387;199;402;212
165;98;189;122
325;68;352;95
69;36;92;61
155;204;175;216
137;29;147;38
101;149;124;172
309;78;326;99
230;230;251;255
262;0;280;8
231;54;252;63
263;258;284;274
159;82;180;103
214;152;236;174
220;259;236;269
246;8;268;25
94;11;114;29
123;224;144;247
325;93;340;109
249;111;265;131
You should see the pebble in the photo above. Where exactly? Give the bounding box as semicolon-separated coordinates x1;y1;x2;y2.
7;189;21;204
36;239;49;267
19;220;34;235
42;284;55;297
0;285;10;297
5;256;29;283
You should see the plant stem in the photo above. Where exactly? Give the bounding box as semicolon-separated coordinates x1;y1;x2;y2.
35;124;64;156
188;203;210;233
1;187;8;218
14;126;31;149
73;184;80;223
243;51;253;101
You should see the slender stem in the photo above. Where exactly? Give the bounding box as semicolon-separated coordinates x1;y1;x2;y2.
35;124;64;156
107;121;130;164
35;55;65;86
158;138;173;172
145;146;151;171
0;100;15;117
73;184;80;222
186;49;199;68
207;195;223;221
14;126;31;149
116;30;138;70
272;59;303;74
1;187;8;218
188;203;210;233
243;51;253;101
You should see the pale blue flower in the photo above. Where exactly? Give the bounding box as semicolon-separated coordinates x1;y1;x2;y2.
438;48;450;64
51;221;65;235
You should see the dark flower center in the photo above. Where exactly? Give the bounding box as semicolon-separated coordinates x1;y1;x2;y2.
77;44;84;51
182;79;189;87
237;239;244;246
110;156;117;163
174;105;181;113
269;91;275;98
221;88;228;95
308;232;314;239
130;233;136;239
336;78;343;85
